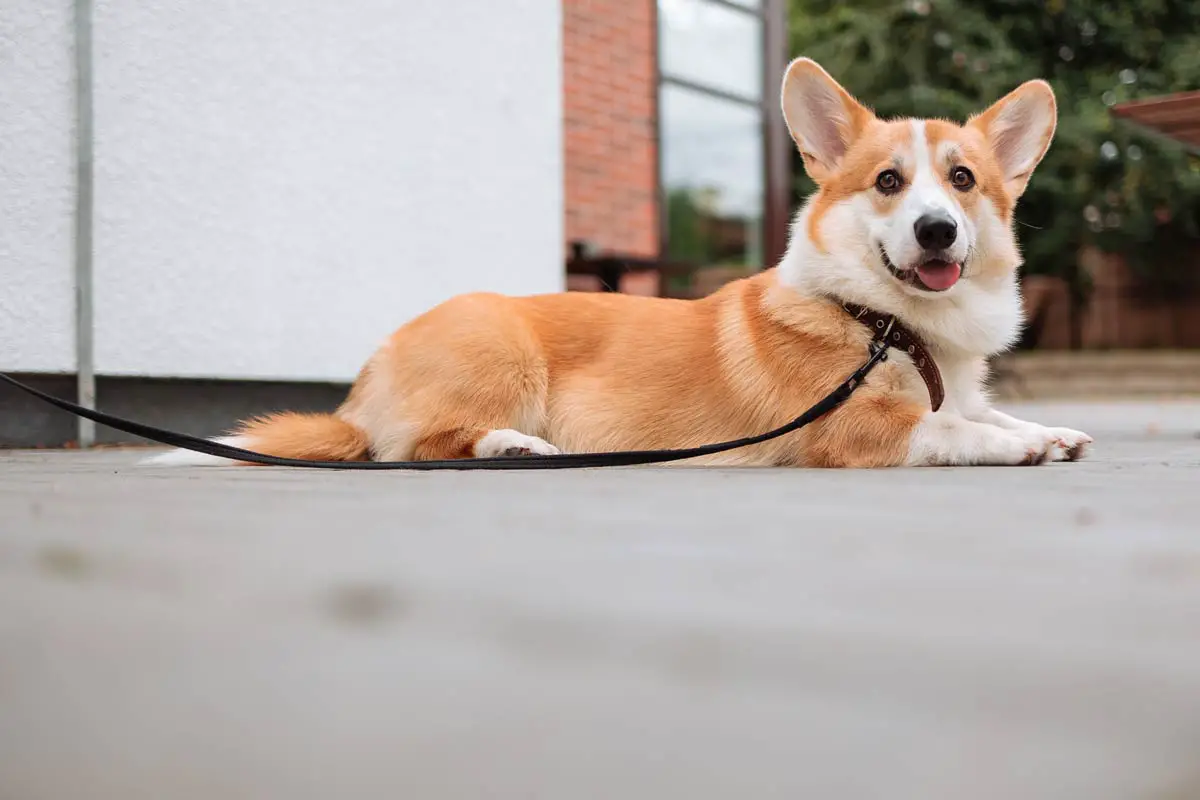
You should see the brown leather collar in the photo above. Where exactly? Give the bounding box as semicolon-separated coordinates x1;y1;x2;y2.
842;302;944;412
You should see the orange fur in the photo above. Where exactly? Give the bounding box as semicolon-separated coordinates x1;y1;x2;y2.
797;81;1048;250
217;270;929;468
808;120;916;250
231;412;370;464
167;61;1063;471
925;119;1013;222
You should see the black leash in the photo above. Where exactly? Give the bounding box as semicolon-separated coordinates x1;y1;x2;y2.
0;321;893;470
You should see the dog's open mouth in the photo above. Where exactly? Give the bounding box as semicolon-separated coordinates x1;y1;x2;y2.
881;249;963;292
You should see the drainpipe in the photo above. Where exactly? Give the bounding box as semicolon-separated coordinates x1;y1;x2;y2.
73;0;95;447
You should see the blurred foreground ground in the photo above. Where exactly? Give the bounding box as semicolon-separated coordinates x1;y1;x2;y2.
2;400;1200;800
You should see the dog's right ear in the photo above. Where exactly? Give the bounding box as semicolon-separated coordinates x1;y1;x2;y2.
781;58;874;184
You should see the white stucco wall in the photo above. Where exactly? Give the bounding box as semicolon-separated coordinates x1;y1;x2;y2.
0;0;77;374
1;0;563;382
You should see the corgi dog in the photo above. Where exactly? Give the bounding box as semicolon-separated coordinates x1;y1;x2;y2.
147;57;1091;469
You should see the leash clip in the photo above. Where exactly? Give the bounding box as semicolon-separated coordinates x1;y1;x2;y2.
869;316;896;361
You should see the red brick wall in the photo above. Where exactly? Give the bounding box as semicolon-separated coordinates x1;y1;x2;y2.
563;0;659;260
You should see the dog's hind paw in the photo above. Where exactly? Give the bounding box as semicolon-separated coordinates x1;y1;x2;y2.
474;429;560;458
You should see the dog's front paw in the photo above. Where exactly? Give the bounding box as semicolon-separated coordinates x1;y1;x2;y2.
973;427;1054;466
985;426;1067;466
1042;426;1093;462
908;414;1065;467
1016;425;1092;462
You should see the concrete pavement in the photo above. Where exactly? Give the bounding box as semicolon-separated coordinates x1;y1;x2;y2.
2;400;1199;799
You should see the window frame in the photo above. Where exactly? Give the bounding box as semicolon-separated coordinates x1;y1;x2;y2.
653;0;790;277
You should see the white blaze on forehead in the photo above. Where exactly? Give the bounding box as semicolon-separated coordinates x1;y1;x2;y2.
936;138;962;165
906;120;958;220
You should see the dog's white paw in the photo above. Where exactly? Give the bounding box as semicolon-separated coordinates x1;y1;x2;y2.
991;427;1056;466
1015;425;1093;463
908;414;1058;466
1044;427;1093;461
474;429;560;458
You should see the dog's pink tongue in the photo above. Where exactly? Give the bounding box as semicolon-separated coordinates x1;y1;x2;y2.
916;260;962;290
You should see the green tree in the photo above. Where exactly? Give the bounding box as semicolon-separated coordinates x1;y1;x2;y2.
665;187;709;264
788;0;1200;295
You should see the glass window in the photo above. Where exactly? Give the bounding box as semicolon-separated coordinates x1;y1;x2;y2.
658;0;763;101
659;84;763;274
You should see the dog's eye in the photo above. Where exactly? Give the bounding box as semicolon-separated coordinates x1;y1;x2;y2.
875;170;902;194
950;166;976;191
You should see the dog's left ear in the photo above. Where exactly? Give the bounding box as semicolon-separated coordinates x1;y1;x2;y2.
968;80;1057;198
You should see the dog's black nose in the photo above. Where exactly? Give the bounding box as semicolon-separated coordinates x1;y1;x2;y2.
914;213;958;250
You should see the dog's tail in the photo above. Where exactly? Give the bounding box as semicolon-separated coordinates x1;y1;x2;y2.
141;411;371;466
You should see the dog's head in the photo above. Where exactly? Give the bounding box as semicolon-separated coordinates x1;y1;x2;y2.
781;58;1056;299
